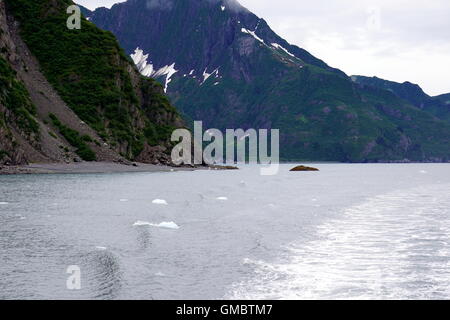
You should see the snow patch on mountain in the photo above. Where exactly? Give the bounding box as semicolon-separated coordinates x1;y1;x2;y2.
271;43;296;58
131;47;178;92
201;68;220;85
241;28;265;45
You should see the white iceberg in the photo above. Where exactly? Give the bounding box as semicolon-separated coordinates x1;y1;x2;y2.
133;221;180;230
152;199;168;205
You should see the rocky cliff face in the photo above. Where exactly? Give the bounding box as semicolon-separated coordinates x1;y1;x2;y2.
0;0;183;166
86;0;450;162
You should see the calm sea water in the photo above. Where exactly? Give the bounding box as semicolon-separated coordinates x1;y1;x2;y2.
1;164;450;300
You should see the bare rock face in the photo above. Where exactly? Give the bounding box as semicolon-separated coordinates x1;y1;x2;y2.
290;165;319;172
134;145;172;165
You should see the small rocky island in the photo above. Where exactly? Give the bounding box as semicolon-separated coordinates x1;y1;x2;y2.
290;165;320;172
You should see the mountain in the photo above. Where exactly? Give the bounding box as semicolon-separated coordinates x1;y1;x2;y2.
85;0;450;162
0;0;183;166
350;76;429;108
435;93;450;103
352;75;450;122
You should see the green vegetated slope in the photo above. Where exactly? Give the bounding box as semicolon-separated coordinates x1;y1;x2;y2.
5;0;183;162
0;55;39;136
170;43;450;162
89;0;450;162
352;75;450;123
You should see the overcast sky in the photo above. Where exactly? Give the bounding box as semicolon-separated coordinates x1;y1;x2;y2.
77;0;450;96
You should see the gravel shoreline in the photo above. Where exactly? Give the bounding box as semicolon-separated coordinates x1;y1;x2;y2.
0;162;196;175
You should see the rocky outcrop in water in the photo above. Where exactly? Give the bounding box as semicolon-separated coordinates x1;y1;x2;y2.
290;165;319;172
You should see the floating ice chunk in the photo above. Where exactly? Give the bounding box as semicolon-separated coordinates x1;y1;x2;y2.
154;222;180;229
96;246;107;250
214;82;220;86
241;28;265;44
19;216;26;220
133;221;180;229
133;221;151;226
221;5;226;11
152;199;168;205
268;204;276;208
216;197;228;201
155;272;166;277
119;199;129;202
419;170;427;174
189;69;195;75
0;202;8;205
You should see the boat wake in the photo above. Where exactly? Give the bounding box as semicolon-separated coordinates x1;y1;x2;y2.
227;184;450;300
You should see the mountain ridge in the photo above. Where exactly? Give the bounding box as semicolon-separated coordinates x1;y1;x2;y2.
352;75;450;122
86;0;450;162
